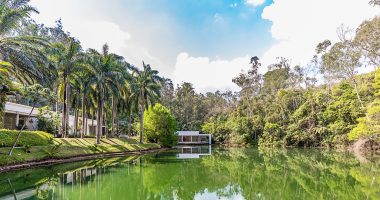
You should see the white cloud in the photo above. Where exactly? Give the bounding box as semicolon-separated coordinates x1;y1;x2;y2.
246;0;266;7
173;53;251;92
260;0;379;69
230;3;238;8
30;0;168;76
213;13;224;24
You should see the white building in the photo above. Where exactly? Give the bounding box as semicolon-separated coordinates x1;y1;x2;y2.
177;131;211;145
3;102;99;135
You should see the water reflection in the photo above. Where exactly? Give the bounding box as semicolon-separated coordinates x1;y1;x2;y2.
176;145;212;159
0;148;379;200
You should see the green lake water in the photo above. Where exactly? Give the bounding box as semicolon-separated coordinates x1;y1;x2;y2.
0;146;379;200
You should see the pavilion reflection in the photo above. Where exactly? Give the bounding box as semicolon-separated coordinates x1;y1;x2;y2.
176;145;212;159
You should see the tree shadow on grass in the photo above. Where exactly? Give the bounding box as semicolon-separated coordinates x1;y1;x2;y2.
57;139;73;147
102;139;119;145
74;139;91;147
128;144;143;151
112;145;126;152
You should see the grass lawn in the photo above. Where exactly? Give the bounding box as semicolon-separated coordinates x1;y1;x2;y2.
0;137;160;166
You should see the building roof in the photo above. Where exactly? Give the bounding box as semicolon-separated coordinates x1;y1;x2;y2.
4;102;97;125
177;131;200;135
4;102;39;116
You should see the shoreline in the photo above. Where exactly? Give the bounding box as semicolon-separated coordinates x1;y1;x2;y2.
0;147;168;173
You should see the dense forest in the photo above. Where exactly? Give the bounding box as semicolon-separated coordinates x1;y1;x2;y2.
1;0;380;148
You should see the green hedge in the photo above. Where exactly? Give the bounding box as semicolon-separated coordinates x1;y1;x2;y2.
0;129;53;147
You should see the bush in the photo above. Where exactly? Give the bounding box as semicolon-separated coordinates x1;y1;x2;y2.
37;117;56;134
0;129;53;147
37;106;60;135
349;100;380;141
259;123;284;147
135;103;177;147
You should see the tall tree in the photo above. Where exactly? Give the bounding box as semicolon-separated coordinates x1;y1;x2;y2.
232;56;263;117
87;44;124;144
0;0;50;84
322;31;364;108
369;0;380;6
355;16;380;68
263;57;291;95
133;62;161;144
49;38;83;137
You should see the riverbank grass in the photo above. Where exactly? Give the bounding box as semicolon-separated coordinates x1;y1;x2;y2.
0;137;160;166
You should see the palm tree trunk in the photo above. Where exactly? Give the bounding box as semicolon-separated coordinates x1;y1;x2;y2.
96;92;102;144
62;76;67;138
66;84;71;137
74;105;78;137
104;104;107;139
92;111;94;135
81;92;86;138
111;94;115;137
116;115;120;135
128;111;132;136
116;115;119;136
139;91;145;144
55;84;60;136
85;113;88;136
75;105;79;137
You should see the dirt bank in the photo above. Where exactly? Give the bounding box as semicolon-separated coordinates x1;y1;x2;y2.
349;138;380;163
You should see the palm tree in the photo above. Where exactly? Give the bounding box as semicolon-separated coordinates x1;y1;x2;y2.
125;83;138;136
86;86;98;136
69;66;95;138
80;72;96;138
0;62;13;128
0;0;52;129
87;44;124;144
132;62;161;144
49;38;84;137
68;76;82;136
0;0;50;84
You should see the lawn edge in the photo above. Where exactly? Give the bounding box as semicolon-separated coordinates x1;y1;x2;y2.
0;147;168;172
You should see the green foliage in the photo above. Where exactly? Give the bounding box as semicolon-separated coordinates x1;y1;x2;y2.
199;61;377;148
0;129;53;147
228;112;256;144
349;99;380;141
201;116;230;143
43;143;62;158
135;103;177;147
37;117;55;134
373;69;380;97
88;144;102;153
169;82;207;131
355;16;380;66
36;106;60;134
259;123;284;147
23;144;32;153
263;66;290;94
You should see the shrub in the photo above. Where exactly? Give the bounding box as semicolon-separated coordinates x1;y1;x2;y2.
135;103;177;147
37;117;56;134
349;100;380;141
0;129;53;147
259;123;284;147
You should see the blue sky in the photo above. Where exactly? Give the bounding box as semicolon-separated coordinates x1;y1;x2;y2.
30;0;378;92
130;0;275;58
